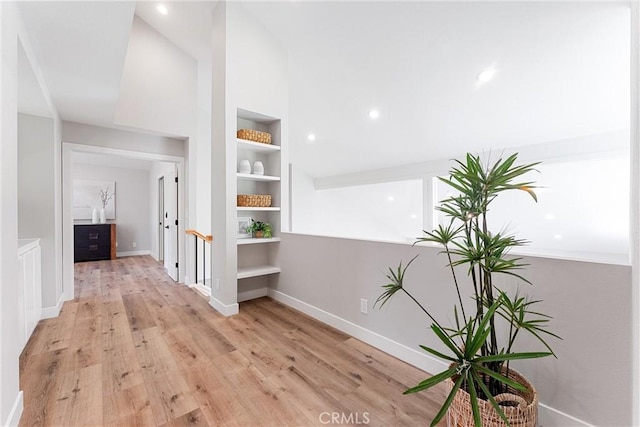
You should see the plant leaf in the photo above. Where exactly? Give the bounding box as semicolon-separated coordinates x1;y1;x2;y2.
472;370;510;425
467;374;482;427
430;373;466;427
404;366;458;394
476;351;552;363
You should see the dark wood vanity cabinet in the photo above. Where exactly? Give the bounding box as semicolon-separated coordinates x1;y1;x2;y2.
74;224;116;262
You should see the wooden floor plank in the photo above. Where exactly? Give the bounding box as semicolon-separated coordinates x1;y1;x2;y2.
122;293;157;332
132;327;200;424
49;363;103;427
103;383;155;427
19;255;442;426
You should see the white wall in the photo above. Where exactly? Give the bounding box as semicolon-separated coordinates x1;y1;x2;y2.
18;113;57;307
210;1;289;314
272;233;632;426
72;163;151;255
1;3;22;424
196;60;212;234
293;176;423;242
114;16;197;138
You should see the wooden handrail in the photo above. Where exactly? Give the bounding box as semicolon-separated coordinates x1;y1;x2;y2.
185;229;213;243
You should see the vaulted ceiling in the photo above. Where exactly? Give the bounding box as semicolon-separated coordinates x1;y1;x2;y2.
17;1;630;177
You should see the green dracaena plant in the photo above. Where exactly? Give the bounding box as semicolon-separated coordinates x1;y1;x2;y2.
376;153;560;427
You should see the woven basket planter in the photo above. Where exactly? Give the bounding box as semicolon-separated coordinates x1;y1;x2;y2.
237;129;272;144
237;194;272;207
446;367;538;427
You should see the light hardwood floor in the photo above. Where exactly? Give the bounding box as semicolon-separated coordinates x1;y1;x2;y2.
19;255;445;426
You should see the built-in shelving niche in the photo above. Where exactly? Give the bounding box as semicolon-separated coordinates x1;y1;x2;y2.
236;109;282;301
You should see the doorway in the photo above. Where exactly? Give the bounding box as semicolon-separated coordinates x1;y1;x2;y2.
62;143;186;300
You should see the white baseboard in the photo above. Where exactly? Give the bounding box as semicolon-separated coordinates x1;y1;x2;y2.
150;251;159;261
116;250;150;257
209;295;239;317
41;293;66;319
267;289;591;427
4;391;23;427
189;282;211;298
238;287;268;302
538;403;593;427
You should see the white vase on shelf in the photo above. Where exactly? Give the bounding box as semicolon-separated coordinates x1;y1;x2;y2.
239;159;251;174
91;208;99;224
253;161;264;175
99;208;106;224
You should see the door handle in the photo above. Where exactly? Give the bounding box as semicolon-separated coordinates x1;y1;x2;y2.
165;226;170;229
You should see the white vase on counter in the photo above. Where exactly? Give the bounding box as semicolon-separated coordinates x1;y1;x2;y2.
91;208;99;224
253;161;264;175
239;159;251;174
99;208;107;224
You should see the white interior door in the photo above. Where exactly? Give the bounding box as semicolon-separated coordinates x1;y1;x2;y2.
163;170;178;281
158;177;164;262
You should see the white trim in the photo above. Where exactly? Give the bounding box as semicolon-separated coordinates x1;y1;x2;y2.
149;251;159;261
209;295;239;317
41;292;66;319
189;282;211;298
266;289;446;375
63;142;184;164
116;250;150;257
237;287;268;302
281;231;631;267
631;3;640;426
538;403;593;427
4;391;23;427
268;288;593;427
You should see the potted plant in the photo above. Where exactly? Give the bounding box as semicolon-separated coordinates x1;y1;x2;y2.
246;220;272;238
376;153;559;427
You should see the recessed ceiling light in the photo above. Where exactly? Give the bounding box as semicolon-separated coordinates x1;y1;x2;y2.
369;109;380;119
476;67;496;84
545;213;555;220
307;133;316;142
410;213;417;219
387;196;395;202
553;234;562;240
157;4;168;15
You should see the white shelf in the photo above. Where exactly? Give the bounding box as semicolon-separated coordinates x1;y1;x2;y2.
237;237;281;245
237;206;280;212
237;173;280;182
237;265;281;279
237;138;281;152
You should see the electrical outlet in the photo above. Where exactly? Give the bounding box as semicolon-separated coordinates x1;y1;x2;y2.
360;298;368;314
216;278;220;291
132;242;137;248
